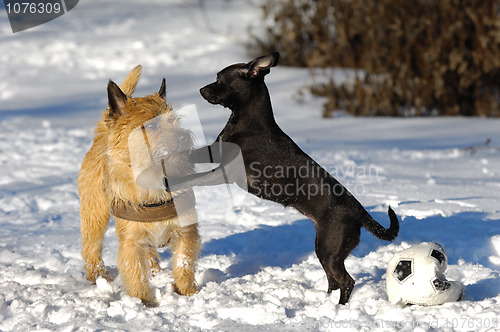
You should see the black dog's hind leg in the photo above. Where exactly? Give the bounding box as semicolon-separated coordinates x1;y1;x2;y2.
315;221;360;305
327;276;340;292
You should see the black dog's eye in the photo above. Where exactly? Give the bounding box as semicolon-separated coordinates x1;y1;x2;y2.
216;74;224;86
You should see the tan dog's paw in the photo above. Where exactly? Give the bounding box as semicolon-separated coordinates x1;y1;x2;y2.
173;281;198;296
142;298;159;308
84;261;113;283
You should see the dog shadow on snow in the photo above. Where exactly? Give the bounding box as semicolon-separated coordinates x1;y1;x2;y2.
158;210;500;300
196;210;399;284
201;218;316;279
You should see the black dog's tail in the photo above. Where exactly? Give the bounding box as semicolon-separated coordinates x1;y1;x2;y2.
361;206;399;241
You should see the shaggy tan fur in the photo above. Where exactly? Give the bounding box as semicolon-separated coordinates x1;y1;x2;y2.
78;65;200;305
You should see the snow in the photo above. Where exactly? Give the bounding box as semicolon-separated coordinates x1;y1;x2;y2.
1;0;500;331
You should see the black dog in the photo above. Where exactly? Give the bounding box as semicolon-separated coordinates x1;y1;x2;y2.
166;53;399;304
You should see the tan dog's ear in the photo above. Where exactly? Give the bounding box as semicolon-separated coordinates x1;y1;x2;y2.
107;80;128;119
158;78;166;100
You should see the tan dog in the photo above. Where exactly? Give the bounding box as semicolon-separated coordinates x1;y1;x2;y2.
78;66;200;305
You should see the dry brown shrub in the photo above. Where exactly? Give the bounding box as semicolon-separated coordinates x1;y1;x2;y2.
250;0;500;117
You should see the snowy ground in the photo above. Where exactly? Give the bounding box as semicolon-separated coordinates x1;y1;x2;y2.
1;1;500;331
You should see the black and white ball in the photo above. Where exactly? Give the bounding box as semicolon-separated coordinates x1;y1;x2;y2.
386;242;464;306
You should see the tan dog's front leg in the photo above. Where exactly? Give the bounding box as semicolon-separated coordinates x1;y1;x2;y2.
116;223;154;305
80;190;111;282
172;223;200;295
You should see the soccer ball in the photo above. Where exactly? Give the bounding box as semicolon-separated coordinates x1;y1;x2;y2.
386;242;464;306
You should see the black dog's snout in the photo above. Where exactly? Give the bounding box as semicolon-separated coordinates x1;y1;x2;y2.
199;86;209;98
199;86;210;100
200;85;219;105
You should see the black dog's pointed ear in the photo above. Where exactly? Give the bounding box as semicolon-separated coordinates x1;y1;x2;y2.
107;80;128;119
158;78;166;100
247;52;280;79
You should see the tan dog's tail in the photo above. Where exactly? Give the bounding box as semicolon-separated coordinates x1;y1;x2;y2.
120;65;142;97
